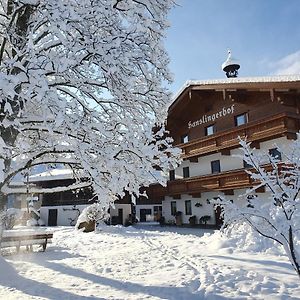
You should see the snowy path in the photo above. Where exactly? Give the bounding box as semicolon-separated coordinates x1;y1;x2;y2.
0;225;300;299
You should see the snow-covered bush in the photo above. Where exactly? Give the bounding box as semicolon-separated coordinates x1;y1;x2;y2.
75;204;108;230
216;137;300;278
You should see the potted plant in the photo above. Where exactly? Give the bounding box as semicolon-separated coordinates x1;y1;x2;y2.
189;215;197;226
159;216;165;226
199;215;211;226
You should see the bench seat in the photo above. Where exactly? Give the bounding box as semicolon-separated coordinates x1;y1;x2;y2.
1;233;53;252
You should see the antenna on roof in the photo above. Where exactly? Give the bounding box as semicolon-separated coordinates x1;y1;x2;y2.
222;49;240;78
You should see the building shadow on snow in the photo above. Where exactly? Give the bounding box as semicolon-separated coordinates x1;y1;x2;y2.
0;256;104;299
32;257;207;300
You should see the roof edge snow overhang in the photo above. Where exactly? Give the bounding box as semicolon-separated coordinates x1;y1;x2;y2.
169;75;300;114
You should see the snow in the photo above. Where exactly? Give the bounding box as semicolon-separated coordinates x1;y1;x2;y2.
28;169;75;182
0;225;299;299
172;74;300;105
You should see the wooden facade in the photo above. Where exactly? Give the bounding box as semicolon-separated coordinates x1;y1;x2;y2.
148;77;300;202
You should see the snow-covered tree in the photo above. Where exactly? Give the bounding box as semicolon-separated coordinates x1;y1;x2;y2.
216;138;300;278
0;1;180;211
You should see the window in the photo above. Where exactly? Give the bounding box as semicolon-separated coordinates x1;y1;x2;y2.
269;148;282;160
235;113;248;126
183;166;190;178
205;124;215;136
171;201;177;216
169;170;175;181
181;134;189;144
154;206;162;213
211;160;221;174
185;200;192;215
243;160;252;169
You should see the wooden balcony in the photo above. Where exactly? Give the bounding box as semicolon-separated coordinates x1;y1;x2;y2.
147;165;278;198
147;168;251;198
179;112;300;159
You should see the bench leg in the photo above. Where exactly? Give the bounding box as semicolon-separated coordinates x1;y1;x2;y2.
16;242;20;253
42;238;48;252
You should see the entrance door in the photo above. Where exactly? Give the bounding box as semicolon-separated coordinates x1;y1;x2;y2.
118;208;123;225
140;209;152;222
48;209;58;226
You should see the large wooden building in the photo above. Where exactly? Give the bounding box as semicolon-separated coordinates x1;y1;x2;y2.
146;75;300;226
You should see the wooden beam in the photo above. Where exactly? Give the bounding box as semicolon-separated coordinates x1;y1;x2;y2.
223;189;234;195
172;194;181;199
270;89;275;102
255;186;265;193
222;89;226;100
220;149;231;156
287;132;297;140
250;141;260;149
188;157;198;163
189;193;201;198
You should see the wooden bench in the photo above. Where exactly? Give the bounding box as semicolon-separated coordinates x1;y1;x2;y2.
0;233;53;252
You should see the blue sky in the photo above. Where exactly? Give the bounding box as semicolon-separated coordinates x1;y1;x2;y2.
165;0;300;93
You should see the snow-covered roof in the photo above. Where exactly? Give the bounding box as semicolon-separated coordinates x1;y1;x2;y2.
29;169;75;182
171;75;300;109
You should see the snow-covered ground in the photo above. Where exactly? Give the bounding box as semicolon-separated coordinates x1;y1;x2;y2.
0;225;299;300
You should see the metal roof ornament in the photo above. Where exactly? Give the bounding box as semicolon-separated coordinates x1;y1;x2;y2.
222;50;240;78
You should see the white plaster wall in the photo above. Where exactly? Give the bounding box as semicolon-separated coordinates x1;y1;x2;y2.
40;204;87;226
175;151;243;179
41;203;132;226
162;192;221;225
259;136;291;151
174;136;293;179
162;189;275;226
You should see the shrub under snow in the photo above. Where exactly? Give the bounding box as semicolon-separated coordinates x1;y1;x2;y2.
75;204;108;230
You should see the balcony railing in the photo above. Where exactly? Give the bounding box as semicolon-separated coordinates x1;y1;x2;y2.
147;169;251;198
178;112;300;159
147;164;279;198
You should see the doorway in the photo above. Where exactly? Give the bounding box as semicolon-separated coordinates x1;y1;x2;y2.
140;209;152;222
48;209;58;226
118;208;123;225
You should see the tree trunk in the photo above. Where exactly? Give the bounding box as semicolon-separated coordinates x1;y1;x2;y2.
0;2;35;208
288;226;300;279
